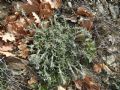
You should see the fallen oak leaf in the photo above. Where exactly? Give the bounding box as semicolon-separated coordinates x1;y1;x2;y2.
18;42;28;50
27;0;33;5
83;76;100;90
76;7;94;17
28;76;38;85
57;86;66;90
7;18;28;36
101;63;112;74
7;22;25;35
19;48;29;59
14;0;40;15
78;18;93;31
24;17;35;25
2;32;15;42
18;43;29;58
0;51;15;57
28;0;41;6
74;79;83;89
20;0;53;19
39;2;53;19
6;15;35;37
93;64;102;74
0;32;3;37
32;12;40;24
0;43;13;52
5;13;19;23
20;3;39;14
41;0;62;9
73;76;100;90
93;63;112;74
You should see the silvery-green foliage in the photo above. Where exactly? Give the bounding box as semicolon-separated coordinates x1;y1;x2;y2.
29;19;96;88
79;29;96;62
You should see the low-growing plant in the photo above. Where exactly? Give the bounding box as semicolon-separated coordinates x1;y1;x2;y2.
29;17;96;89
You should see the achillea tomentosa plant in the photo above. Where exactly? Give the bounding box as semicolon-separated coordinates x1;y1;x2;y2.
29;18;96;88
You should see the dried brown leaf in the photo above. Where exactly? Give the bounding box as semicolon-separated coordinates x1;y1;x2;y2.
19;48;29;58
18;43;29;58
93;64;102;74
0;43;13;52
76;7;94;17
79;19;93;31
93;63;112;74
5;14;19;23
101;63;112;74
7;19;27;36
74;76;100;90
42;0;62;9
28;76;38;85
57;86;66;90
20;3;39;14
74;79;83;89
39;2;53;19
0;51;15;57
2;33;15;42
